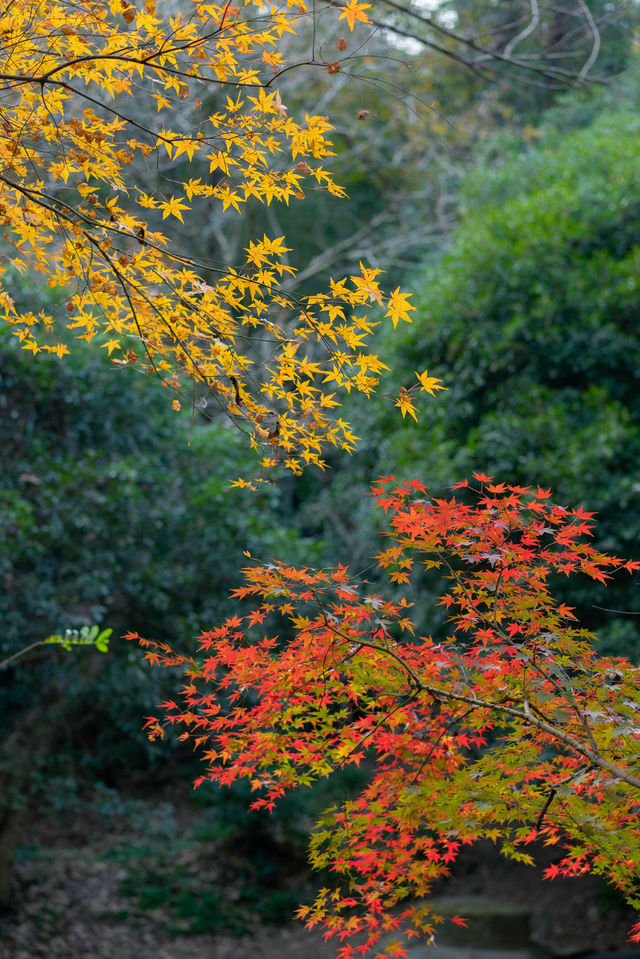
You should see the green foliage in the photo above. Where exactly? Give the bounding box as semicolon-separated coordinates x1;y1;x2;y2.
0;329;303;779
45;625;112;654
383;105;640;652
103;773;366;934
0;626;111;672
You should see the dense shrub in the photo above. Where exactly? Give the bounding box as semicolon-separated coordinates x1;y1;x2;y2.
385;109;640;653
1;330;301;778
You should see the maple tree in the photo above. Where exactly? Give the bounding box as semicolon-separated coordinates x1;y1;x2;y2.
137;474;640;956
0;0;446;477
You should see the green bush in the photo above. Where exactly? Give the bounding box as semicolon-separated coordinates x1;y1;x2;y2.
1;330;303;780
384;107;640;654
106;768;366;934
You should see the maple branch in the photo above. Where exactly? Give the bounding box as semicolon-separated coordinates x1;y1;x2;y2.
409;705;476;785
532;760;601;831
593;605;640;615
93;243;165;383
491;565;506;633
319;614;426;693
0;176;344;415
518;697;640;789
0;180;190;377
0;177;262;419
19;14;262;87
32;74;180;145
434;547;596;745
557;670;602;760
329;3;492;78
331;693;420;773
413;679;640;792
305;583;640;789
333;633;639;789
0;639;48;671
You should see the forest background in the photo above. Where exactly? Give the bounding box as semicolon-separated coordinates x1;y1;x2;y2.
2;0;640;953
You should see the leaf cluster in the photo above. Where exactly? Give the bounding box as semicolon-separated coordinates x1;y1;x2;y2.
0;0;427;475
138;475;640;956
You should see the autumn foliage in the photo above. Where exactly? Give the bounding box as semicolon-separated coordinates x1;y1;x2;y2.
136;474;640;955
0;0;444;475
5;0;640;951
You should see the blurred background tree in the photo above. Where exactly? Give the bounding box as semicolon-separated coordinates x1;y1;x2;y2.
298;81;640;659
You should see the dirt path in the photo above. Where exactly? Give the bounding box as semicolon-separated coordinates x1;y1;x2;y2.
1;842;339;959
1;801;637;959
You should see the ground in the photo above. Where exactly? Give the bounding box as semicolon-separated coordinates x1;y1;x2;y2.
0;783;636;959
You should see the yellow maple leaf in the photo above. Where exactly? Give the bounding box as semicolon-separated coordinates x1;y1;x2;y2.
385;287;415;329
395;388;418;421
338;0;372;31
172;137;202;162
415;369;447;395
100;338;121;356
0;0;425;479
159;195;191;222
351;262;383;304
150;92;173;112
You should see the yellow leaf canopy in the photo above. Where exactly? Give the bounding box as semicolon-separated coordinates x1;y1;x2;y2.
0;0;431;473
